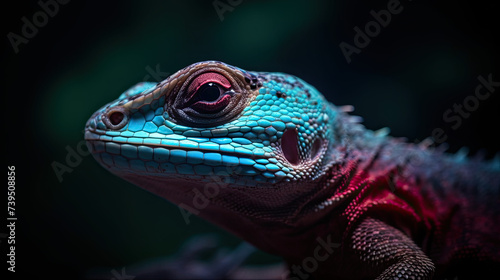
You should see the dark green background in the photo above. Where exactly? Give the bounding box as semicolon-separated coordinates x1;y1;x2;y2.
3;0;499;279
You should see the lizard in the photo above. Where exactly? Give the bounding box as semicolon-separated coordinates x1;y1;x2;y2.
85;61;500;279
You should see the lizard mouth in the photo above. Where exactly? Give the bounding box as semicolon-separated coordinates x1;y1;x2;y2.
84;129;269;159
84;129;286;183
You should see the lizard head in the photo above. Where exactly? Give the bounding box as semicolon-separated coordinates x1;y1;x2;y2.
85;61;339;234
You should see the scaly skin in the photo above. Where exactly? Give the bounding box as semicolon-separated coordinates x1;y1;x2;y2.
85;61;500;279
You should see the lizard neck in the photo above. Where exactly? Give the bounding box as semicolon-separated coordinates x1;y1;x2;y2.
205;113;398;259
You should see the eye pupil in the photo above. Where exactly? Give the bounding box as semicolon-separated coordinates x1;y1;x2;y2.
198;83;221;102
109;111;124;126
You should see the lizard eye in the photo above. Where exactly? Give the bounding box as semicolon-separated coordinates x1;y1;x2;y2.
185;82;233;114
170;69;249;128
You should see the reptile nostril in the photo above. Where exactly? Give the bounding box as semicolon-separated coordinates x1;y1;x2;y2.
104;108;128;129
109;111;124;126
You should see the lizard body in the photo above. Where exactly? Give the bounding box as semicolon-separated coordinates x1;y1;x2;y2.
85;61;500;279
